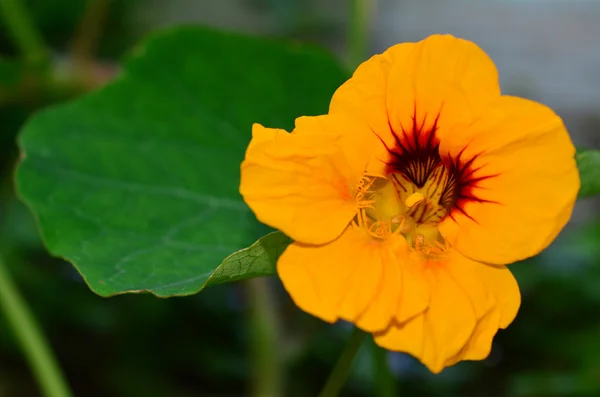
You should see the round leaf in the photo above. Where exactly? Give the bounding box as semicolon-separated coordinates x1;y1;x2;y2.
16;26;346;297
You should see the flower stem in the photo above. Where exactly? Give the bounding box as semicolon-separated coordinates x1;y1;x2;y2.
0;256;72;397
246;278;283;397
318;327;367;397
0;0;49;65
371;339;397;397
347;0;375;68
70;0;110;86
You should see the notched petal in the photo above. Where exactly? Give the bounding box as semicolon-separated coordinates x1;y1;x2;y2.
240;121;359;245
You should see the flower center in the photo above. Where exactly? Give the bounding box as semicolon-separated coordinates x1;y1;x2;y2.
354;166;454;256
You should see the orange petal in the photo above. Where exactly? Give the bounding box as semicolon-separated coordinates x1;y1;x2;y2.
396;252;430;323
420;269;477;373
444;250;495;320
374;250;518;373
277;227;408;333
352;235;430;332
293;115;379;182
240;115;371;245
445;308;502;366
375;264;477;374
438;96;579;264
385;35;500;140
373;316;426;366
330;35;500;176
466;261;521;329
329;51;397;147
442;251;521;365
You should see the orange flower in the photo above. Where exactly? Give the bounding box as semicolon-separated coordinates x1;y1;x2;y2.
239;35;580;373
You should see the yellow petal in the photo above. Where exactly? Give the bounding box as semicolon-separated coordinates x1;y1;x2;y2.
373;250;517;373
396;252;430;323
445;308;501;366
438;96;579;264
330;35;500;176
375;264;477;374
442;252;521;365
420;269;477;373
277;226;408;333
385;34;500;142
293;114;379;182
329;51;396;147
240;115;370;245
468;261;521;329
444;250;495;320
373;316;426;365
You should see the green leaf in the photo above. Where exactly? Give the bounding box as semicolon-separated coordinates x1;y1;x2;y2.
0;59;24;89
16;26;346;297
576;150;600;198
207;231;291;287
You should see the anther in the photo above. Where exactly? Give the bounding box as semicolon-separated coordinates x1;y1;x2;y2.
414;234;425;252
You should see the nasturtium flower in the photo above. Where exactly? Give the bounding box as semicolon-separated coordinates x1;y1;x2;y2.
239;35;580;373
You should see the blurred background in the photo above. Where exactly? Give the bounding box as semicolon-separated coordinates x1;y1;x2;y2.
1;0;599;396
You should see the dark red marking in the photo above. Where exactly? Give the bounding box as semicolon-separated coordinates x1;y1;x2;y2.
380;106;500;223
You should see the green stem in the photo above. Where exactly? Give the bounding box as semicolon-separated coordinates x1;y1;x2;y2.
348;0;374;68
70;0;110;86
371;338;396;397
246;278;283;397
0;256;73;397
318;327;367;397
0;0;49;65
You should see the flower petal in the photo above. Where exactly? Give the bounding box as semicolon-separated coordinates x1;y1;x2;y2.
330;35;500;176
353;236;430;331
444;250;495;320
396;252;430;323
329;51;396;142
240;114;372;245
375;264;477;374
373;316;426;366
385;34;500;138
293;115;378;181
375;251;520;372
466;261;521;329
445;309;501;367
277;227;411;333
438;96;579;264
443;251;520;365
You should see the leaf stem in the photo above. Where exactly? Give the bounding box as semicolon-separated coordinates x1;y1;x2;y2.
0;256;73;397
246;278;283;397
347;0;375;68
318;327;367;397
0;0;49;65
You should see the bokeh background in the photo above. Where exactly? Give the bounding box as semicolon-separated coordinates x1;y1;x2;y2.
1;1;599;396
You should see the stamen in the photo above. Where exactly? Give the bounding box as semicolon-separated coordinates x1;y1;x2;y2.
431;240;446;250
355;176;376;198
414;234;424;252
405;192;424;208
351;173;450;255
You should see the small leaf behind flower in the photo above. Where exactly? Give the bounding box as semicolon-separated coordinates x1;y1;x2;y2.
207;232;291;287
576;150;600;198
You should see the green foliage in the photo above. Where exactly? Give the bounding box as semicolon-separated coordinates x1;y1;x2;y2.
576;150;600;198
0;59;23;89
209;231;291;287
16;26;345;297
